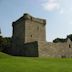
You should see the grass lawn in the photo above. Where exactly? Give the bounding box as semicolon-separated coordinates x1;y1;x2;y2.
0;52;72;72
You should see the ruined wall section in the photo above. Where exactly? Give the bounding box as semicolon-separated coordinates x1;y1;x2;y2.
38;41;72;58
10;41;38;56
23;41;38;57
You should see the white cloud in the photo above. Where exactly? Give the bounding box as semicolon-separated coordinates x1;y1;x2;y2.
49;0;57;2
69;21;72;25
60;9;64;14
42;0;60;11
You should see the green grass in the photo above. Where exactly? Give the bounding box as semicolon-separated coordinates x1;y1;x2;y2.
0;52;11;58
0;52;72;72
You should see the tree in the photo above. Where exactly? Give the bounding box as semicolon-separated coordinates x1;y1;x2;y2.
0;36;12;51
67;34;72;41
53;38;67;43
53;34;72;43
0;36;3;51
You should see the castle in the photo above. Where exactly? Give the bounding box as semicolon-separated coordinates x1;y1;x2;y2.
10;13;72;58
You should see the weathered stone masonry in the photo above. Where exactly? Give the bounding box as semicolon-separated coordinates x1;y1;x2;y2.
11;13;46;56
11;13;72;58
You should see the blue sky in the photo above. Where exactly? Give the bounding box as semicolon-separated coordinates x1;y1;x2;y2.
0;0;72;42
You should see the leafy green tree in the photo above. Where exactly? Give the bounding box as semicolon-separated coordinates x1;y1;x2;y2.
53;34;72;43
53;38;67;43
0;36;12;51
0;36;3;51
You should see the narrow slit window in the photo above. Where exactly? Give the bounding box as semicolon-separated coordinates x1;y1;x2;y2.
31;35;32;37
69;44;71;48
37;26;39;30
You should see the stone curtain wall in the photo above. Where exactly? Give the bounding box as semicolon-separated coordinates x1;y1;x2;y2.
23;41;38;57
9;41;38;56
38;41;72;58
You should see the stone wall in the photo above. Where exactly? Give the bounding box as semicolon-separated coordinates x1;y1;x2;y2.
23;41;38;57
38;41;72;58
12;18;25;49
10;41;38;56
23;13;46;43
25;18;46;43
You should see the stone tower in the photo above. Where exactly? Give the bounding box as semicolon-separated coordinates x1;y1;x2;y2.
12;13;46;56
12;13;46;43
